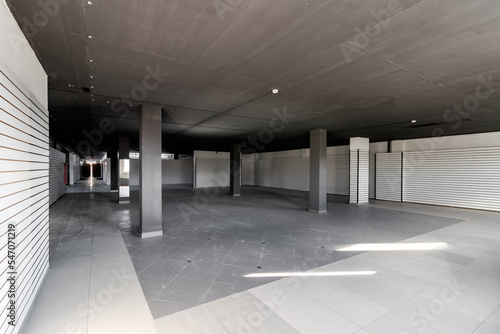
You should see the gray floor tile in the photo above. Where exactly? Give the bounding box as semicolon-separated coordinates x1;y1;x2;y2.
177;262;225;282
155;277;212;305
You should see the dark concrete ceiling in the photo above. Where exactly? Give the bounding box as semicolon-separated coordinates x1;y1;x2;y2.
7;0;500;158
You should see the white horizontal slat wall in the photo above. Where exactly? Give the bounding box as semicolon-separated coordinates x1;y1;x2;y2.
49;148;66;206
327;154;349;195
241;157;255;185
403;147;500;211
0;67;49;334
369;154;375;199
359;151;370;202
349;150;369;204
254;150;309;191
376;152;402;202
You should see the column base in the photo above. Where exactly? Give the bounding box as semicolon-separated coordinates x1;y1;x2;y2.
140;230;163;239
308;209;327;214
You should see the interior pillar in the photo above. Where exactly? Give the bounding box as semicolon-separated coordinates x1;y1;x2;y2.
230;144;241;196
139;104;163;238
118;137;130;204
309;129;327;213
349;137;370;205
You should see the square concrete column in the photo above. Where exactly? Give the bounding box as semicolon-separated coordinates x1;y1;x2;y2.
230;144;241;196
118;137;130;204
139;104;163;238
309;129;327;213
110;147;118;192
350;137;370;205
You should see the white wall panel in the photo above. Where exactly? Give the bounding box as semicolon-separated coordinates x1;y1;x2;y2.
326;154;349;195
0;59;49;334
242;158;255;185
254;157;309;191
403;147;500;211
369;154;375;199
349;150;369;204
162;160;193;184
375;152;402;202
49;148;66;206
195;158;230;188
129;159;193;186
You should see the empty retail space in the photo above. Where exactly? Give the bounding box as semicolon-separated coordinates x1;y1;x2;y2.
1;1;500;334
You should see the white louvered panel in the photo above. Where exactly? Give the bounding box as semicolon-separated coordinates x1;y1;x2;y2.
376;152;402;202
49;148;66;205
349;152;357;203
403;147;500;212
349;150;369;204
358;151;370;203
0;119;48;148
369;154;375;199
0;63;49;334
327;154;349;195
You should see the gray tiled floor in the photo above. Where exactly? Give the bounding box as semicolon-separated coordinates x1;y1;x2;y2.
111;184;463;319
26;178;500;333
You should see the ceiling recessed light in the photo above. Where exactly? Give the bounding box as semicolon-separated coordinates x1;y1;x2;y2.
411;120;417;123
88;1;92;5
92;99;94;101
89;59;93;62
272;89;279;94
90;75;93;79
88;35;92;39
106;101;110;104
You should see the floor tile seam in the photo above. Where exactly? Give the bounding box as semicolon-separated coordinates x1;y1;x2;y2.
313;294;386;328
204;303;235;334
159;266;215;302
483;320;500;330
261;294;360;332
197;279;217;306
392;297;486;333
416;290;495;323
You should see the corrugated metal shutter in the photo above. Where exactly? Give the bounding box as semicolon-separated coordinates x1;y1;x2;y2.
376;152;402;202
403;147;500;211
327;154;349;195
49;148;66;205
0;67;50;334
369;153;375;199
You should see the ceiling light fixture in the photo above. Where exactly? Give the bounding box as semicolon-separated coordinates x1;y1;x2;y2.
90;75;93;79
272;89;279;94
411;120;417;123
88;35;92;39
89;59;93;62
88;1;92;5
